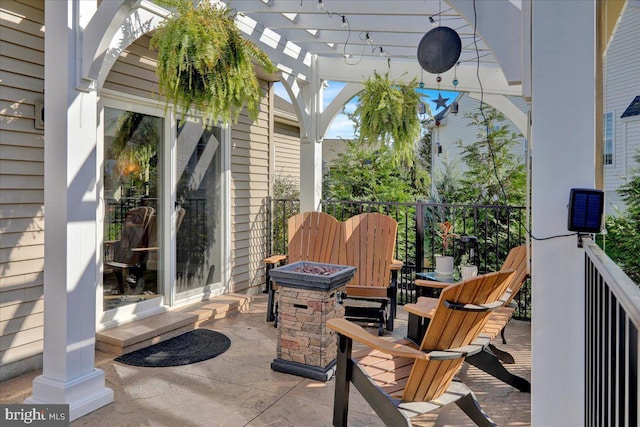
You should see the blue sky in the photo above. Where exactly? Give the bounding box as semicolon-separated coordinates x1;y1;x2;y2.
274;81;459;139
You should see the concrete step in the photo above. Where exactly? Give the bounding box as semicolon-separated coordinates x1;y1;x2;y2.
96;293;252;355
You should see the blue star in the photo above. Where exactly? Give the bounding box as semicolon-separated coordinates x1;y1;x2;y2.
434;93;449;110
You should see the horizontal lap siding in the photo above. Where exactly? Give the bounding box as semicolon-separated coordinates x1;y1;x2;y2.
604;6;640;212
273;121;301;189
0;0;45;381
230;84;271;293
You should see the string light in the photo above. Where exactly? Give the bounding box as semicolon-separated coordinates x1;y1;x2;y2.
317;0;324;10
341;15;348;28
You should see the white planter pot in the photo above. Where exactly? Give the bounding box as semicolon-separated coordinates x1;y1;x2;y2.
461;265;478;281
435;255;454;277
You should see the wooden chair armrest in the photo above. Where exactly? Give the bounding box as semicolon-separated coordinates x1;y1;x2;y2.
415;279;455;289
131;247;159;252
263;254;287;265
403;299;437;318
444;300;504;312
390;259;403;271
327;318;429;360
427;335;491;360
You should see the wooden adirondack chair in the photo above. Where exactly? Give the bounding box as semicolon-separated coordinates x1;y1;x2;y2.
104;206;155;294
327;270;515;427
405;244;531;392
340;212;399;335
263;211;341;322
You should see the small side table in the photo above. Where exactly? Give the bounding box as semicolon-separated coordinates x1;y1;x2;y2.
406;272;458;344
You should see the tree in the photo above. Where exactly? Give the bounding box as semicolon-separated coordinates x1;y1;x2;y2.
456;106;526;206
600;149;640;284
323;140;428;203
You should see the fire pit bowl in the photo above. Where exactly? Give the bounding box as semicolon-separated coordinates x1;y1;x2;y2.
269;261;356;291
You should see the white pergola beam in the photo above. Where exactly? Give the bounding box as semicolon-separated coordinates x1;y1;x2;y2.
316;56;522;95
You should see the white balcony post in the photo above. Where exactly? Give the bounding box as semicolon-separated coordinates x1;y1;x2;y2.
530;1;595;425
299;54;324;212
26;1;113;420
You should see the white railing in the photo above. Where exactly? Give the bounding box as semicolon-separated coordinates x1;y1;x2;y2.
584;238;640;427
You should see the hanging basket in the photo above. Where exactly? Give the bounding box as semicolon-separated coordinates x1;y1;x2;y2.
150;1;276;127
353;71;422;163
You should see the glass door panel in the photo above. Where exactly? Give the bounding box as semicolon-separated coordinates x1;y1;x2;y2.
175;120;223;298
103;107;163;310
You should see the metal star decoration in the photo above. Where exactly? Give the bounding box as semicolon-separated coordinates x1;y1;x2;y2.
434;93;449;110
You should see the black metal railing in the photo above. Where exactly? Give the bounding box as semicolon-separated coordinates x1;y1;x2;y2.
267;197;531;320
585;238;639;427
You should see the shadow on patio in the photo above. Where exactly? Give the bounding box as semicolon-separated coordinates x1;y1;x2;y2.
1;294;530;426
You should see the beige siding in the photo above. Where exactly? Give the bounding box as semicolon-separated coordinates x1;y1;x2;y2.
0;0;46;382
230;86;271;293
0;0;273;381
273;121;300;189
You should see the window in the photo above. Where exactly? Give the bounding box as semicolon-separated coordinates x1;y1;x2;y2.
604;111;613;165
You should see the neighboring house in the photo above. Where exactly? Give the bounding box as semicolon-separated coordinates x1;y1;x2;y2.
273;95;301;189
430;92;529;174
0;0;277;381
603;4;640;213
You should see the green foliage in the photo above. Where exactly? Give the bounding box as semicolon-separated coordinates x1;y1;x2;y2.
150;1;275;127
273;175;300;199
270;176;301;256
456;106;526;206
433;153;463;203
598;149;640;284
353;72;422;164
324;140;428;203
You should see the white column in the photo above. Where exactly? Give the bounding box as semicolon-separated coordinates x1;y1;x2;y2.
531;1;595;425
26;2;113;420
299;54;323;212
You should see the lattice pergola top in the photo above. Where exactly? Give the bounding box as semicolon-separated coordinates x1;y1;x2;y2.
224;0;525;96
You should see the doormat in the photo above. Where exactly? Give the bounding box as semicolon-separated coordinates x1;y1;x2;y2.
115;329;231;367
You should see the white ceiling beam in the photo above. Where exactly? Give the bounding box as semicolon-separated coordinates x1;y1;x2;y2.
317;56;521;96
448;0;522;85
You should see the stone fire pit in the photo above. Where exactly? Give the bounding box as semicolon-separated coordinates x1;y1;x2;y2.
269;261;356;381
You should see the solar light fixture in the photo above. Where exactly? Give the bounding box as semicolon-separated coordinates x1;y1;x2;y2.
567;188;604;233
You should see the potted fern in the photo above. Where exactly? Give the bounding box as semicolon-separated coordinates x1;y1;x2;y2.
353;71;422;163
151;0;276;127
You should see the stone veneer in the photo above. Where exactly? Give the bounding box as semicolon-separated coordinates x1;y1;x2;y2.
276;286;345;369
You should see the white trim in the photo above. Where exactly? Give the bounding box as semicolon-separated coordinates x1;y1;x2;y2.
222;123;232;292
97;94;169;330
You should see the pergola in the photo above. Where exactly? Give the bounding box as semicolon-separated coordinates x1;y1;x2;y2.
34;0;627;425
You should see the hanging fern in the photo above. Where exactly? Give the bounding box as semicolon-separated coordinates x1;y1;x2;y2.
150;1;276;127
353;71;422;163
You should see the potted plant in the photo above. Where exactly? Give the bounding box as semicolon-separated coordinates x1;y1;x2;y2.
150;0;276;127
353;71;422;163
435;221;458;276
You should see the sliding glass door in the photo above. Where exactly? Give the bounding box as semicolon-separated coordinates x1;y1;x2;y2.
102;107;163;310
175;120;224;300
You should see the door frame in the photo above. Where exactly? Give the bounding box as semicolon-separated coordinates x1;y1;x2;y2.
96;89;231;330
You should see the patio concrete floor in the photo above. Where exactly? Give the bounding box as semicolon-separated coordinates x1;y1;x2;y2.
1;294;531;426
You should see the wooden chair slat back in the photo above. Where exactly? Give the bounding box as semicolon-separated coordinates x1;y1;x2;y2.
114;206;155;264
499;245;529;305
403;270;515;402
340;213;397;288
287;212;341;264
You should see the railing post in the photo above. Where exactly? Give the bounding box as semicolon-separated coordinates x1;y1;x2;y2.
416;201;424;273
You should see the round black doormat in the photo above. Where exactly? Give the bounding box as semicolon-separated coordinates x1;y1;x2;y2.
115;329;231;367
